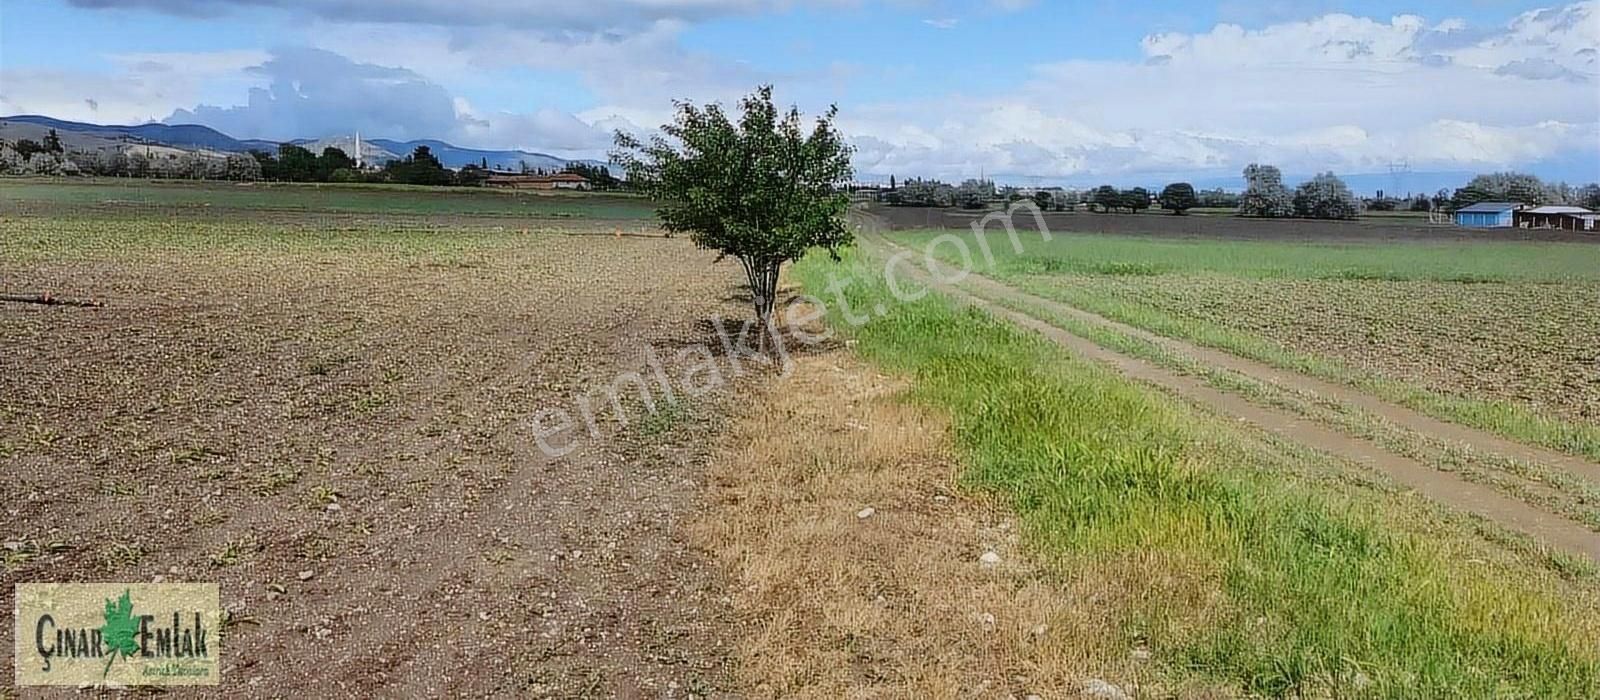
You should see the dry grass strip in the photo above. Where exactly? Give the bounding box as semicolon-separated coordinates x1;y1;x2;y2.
693;346;1190;698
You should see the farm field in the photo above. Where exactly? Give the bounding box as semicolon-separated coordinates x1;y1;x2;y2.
868;202;1600;244
5;178;1600;698
894;228;1600;454
0;178;657;221
1;181;746;695
791;242;1600;697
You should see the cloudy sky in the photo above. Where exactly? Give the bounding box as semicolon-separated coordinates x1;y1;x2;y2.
2;0;1597;185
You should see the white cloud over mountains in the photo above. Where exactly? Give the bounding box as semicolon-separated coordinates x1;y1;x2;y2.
13;1;1600;183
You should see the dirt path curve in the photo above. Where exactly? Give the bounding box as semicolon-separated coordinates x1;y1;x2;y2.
952;261;1600;487
860;230;1600;562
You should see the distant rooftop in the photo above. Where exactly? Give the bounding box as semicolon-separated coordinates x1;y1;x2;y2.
1523;205;1594;214
1454;202;1521;213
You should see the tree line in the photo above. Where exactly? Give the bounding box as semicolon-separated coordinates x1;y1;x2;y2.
0;131;618;189
877;165;1600;221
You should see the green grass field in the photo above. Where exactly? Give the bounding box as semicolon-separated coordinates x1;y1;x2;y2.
795;247;1600;697
913;229;1600;282
0;177;657;220
894;228;1600;459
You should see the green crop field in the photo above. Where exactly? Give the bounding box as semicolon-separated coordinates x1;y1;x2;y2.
895;228;1600;458
794;246;1600;697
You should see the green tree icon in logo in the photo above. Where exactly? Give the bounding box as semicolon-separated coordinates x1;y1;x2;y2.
100;590;140;678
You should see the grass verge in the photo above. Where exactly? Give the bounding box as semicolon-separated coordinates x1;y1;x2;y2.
985;293;1600;533
794;247;1600;697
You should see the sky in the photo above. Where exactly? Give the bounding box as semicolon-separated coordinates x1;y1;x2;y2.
1;0;1597;186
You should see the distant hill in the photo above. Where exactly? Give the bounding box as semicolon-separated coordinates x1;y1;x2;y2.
293;135;402;165
3;114;614;174
0;118;234;162
3;114;280;153
367;139;613;173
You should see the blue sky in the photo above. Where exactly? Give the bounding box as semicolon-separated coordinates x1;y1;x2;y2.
2;0;1597;185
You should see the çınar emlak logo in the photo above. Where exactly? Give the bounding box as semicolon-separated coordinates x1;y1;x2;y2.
15;583;221;686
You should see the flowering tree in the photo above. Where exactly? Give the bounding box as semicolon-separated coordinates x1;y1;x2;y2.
1239;164;1294;218
1293;172;1362;220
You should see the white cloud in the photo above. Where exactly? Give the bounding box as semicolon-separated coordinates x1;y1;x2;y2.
846;2;1600;182
0;50;268;124
166;48;460;141
16;1;1598;183
66;0;852;34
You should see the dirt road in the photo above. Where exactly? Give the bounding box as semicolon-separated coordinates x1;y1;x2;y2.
861;229;1600;562
2;232;747;697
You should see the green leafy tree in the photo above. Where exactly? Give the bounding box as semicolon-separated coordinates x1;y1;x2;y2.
317;146;355;181
1239;163;1294;218
100;590;141;678
1159;182;1198;214
385;145;452;186
1432;188;1452;211
1032;190;1053;211
1122;187;1151;213
890;177;956;207
1091;185;1120;212
43;129;64;154
12;139;46;160
613;85;853;328
455;163;489;187
275;143;319;182
562;162;621;190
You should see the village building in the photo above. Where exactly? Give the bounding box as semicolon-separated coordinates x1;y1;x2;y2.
1513;205;1597;232
484;172;591;190
1452;202;1521;228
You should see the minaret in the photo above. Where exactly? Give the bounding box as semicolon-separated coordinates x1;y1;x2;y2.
354;131;362;169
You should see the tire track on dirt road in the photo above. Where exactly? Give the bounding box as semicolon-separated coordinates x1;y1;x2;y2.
861;232;1600;561
952;262;1600;488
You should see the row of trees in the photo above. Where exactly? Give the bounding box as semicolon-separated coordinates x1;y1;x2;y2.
0;136;615;189
1450;172;1600;210
876;167;1599;222
0;144;264;180
1088;185;1151;213
880;177;1237;215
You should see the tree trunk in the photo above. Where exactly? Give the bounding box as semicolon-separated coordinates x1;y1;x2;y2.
740;257;782;351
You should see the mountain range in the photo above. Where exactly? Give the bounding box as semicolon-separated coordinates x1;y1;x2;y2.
1;114;608;173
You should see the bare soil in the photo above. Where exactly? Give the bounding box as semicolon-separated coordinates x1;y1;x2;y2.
1024;274;1600;423
1;232;752;697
